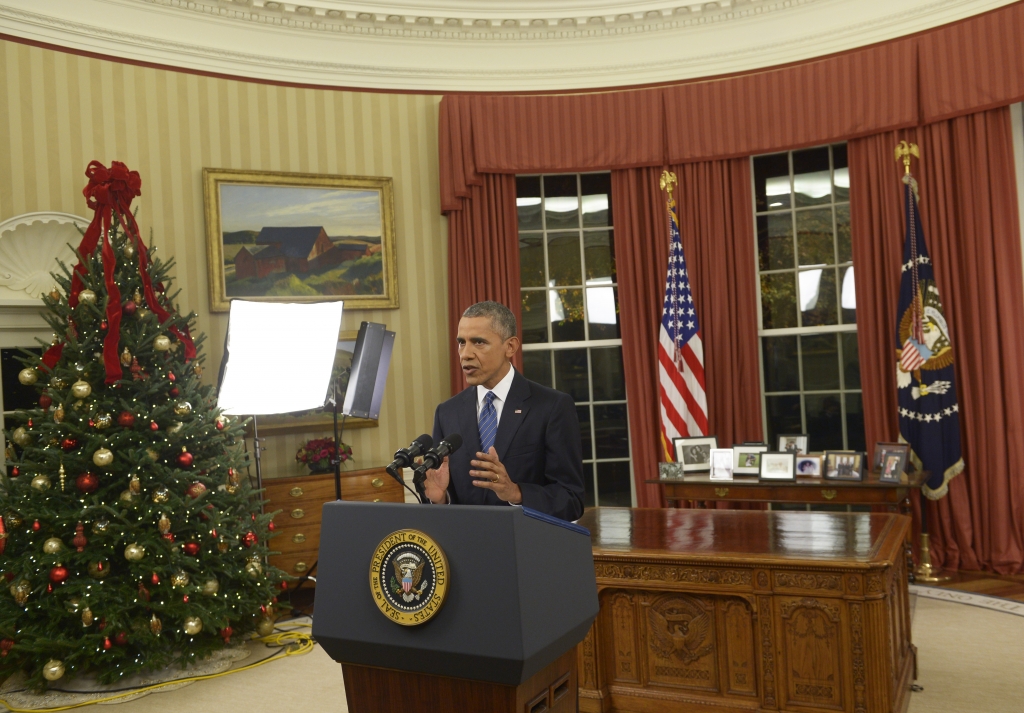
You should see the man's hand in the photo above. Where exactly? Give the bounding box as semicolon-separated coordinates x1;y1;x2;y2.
470;447;522;504
424;456;450;504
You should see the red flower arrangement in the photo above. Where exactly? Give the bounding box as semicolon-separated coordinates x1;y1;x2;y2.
295;437;352;474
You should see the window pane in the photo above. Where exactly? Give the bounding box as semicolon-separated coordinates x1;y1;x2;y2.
591;347;626;401
580;173;612;228
551;288;585;341
547;232;582;286
553;348;589;401
543;175;579;230
833;144;849;202
761;272;798;329
805;393;844;451
765;395;802;446
587;286;620;340
793;147;832;207
520;291;548;344
836;203;851;263
582;462;596;509
522;350;552;388
578;405;593;460
801;333;840;391
799;268;838;326
842;332;861;389
757;214;795;271
762;336;799;392
754;153;791;212
594;404;629;459
796;207;835;267
519;233;545;287
845;392;867;452
515;176;542;230
584;229;616;282
840;266;856;324
597;461;632;507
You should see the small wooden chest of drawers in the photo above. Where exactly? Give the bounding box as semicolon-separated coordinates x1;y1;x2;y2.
264;467;404;584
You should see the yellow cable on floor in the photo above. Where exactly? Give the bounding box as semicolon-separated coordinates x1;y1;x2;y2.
0;625;314;713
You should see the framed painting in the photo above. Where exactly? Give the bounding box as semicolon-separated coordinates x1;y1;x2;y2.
203;169;398;312
250;330;378;435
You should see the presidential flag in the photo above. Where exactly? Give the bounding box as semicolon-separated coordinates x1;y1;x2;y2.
658;172;707;458
895;172;964;499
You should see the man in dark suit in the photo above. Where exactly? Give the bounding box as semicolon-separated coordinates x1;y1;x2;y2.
423;301;585;522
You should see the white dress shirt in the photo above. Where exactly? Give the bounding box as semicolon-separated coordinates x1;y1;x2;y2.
476;364;516;427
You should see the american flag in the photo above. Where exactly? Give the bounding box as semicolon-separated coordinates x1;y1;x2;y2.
658;181;707;458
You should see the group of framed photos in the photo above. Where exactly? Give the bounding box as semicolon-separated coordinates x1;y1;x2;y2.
660;435;913;484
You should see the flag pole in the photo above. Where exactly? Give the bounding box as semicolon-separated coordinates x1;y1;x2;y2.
894;141;952;584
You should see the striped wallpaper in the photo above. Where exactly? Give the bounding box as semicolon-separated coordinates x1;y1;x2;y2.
0;39;449;478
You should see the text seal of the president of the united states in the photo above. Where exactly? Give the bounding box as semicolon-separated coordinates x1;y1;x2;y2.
369;529;449;626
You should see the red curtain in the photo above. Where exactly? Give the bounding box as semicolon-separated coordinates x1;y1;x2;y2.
614;161;763;507
445;173;522;395
849;107;1024;574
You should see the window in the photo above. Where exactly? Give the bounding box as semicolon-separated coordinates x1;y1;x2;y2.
753;144;866;453
515;173;633;508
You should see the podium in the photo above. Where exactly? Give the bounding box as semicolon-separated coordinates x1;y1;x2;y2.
312;501;598;713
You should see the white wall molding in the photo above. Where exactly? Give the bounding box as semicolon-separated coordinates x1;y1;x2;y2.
0;0;1016;91
0;212;87;307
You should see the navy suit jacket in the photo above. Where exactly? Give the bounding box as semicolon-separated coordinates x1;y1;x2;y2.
431;370;585;522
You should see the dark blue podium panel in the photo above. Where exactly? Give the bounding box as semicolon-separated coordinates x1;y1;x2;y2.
311;502;598;686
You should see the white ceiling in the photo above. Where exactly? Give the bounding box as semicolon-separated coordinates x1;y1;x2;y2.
0;0;1014;91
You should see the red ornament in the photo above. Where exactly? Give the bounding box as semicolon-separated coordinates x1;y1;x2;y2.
242;531;257;548
47;584;53;593
103;637;112;650
186;481;206;499
116;411;135;427
0;639;13;657
178;451;194;468
211;529;218;538
183;542;200;556
60;437;77;452
220;626;232;643
99;618;107;631
215;420;225;431
76;472;99;494
162;533;175;543
279;581;288;590
169;387;179;397
73;521;88;552
151;573;160;585
9;467;18;477
49;565;68;584
27;419;33;428
123;300;136;316
32;520;41;532
38;394;52;409
149;421;159;431
114;631;128;646
88;420;95;428
267;521;275;532
167;372;176;382
138;582;150;601
182;595;189;603
100;320;108;330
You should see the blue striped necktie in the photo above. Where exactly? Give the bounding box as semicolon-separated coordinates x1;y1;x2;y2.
478;391;498;453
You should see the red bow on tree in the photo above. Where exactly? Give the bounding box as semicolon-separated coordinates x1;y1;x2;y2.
42;160;196;383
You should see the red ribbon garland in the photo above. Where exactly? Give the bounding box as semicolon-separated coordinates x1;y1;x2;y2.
41;160;196;384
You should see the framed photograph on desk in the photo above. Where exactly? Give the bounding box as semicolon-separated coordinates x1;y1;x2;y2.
759;452;796;480
824;451;865;481
673;436;719;472
709;448;734;481
879;451;908;483
733;444;768;475
777;434;809;454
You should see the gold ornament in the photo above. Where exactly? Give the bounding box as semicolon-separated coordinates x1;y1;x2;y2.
152;487;170;504
217;537;229;554
150;614;162;635
157;514;171;534
201;578;219;596
59;462;66;492
43;537;64;554
12;427;32;446
174;401;192;416
245;556;263;578
119;489;137;505
53;404;65;423
256;616;275;637
166;422;183;434
120;348;132;367
78;289;97;304
5;512;22;529
169;341;180;353
91;519;110;535
193;362;203;377
183;617;203;636
92;448;114;467
49;286;60;301
66;597;81;613
133;289;142;304
51;334;61;346
145;448;160;462
70;379;92;399
124;543;145;561
82;607;94;626
88;560;110;579
72;399;85;411
129;474;141;494
42;660;65;682
153;335;171;352
31;475;51;492
17;368;38;385
123;241;136;259
93;413;112;429
136;308;149;320
49;376;67;389
216;416;228;430
171;571;190;588
10;580;30;605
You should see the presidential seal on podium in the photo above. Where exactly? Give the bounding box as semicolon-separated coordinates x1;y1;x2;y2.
369;529;449;625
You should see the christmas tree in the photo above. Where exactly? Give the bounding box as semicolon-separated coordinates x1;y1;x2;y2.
0;161;284;690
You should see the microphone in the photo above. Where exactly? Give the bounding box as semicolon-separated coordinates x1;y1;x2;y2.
420;434;464;472
385;434;433;483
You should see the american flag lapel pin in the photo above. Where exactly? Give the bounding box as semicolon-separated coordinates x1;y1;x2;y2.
515;409;522;414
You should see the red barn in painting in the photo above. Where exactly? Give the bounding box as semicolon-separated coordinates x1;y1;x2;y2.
233;226;333;279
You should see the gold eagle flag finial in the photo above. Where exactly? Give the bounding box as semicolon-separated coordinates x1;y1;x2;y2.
894;140;919;175
659;170;677;194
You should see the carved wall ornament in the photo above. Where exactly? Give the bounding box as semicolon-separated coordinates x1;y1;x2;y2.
646;595;714;665
0;213;86;305
756;570;769;589
774;572;842;591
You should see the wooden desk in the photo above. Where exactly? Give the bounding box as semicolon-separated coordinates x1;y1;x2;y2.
576;508;914;713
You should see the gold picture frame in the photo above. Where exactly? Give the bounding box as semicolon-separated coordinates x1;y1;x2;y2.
249;330;378;435
203;168;398;313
